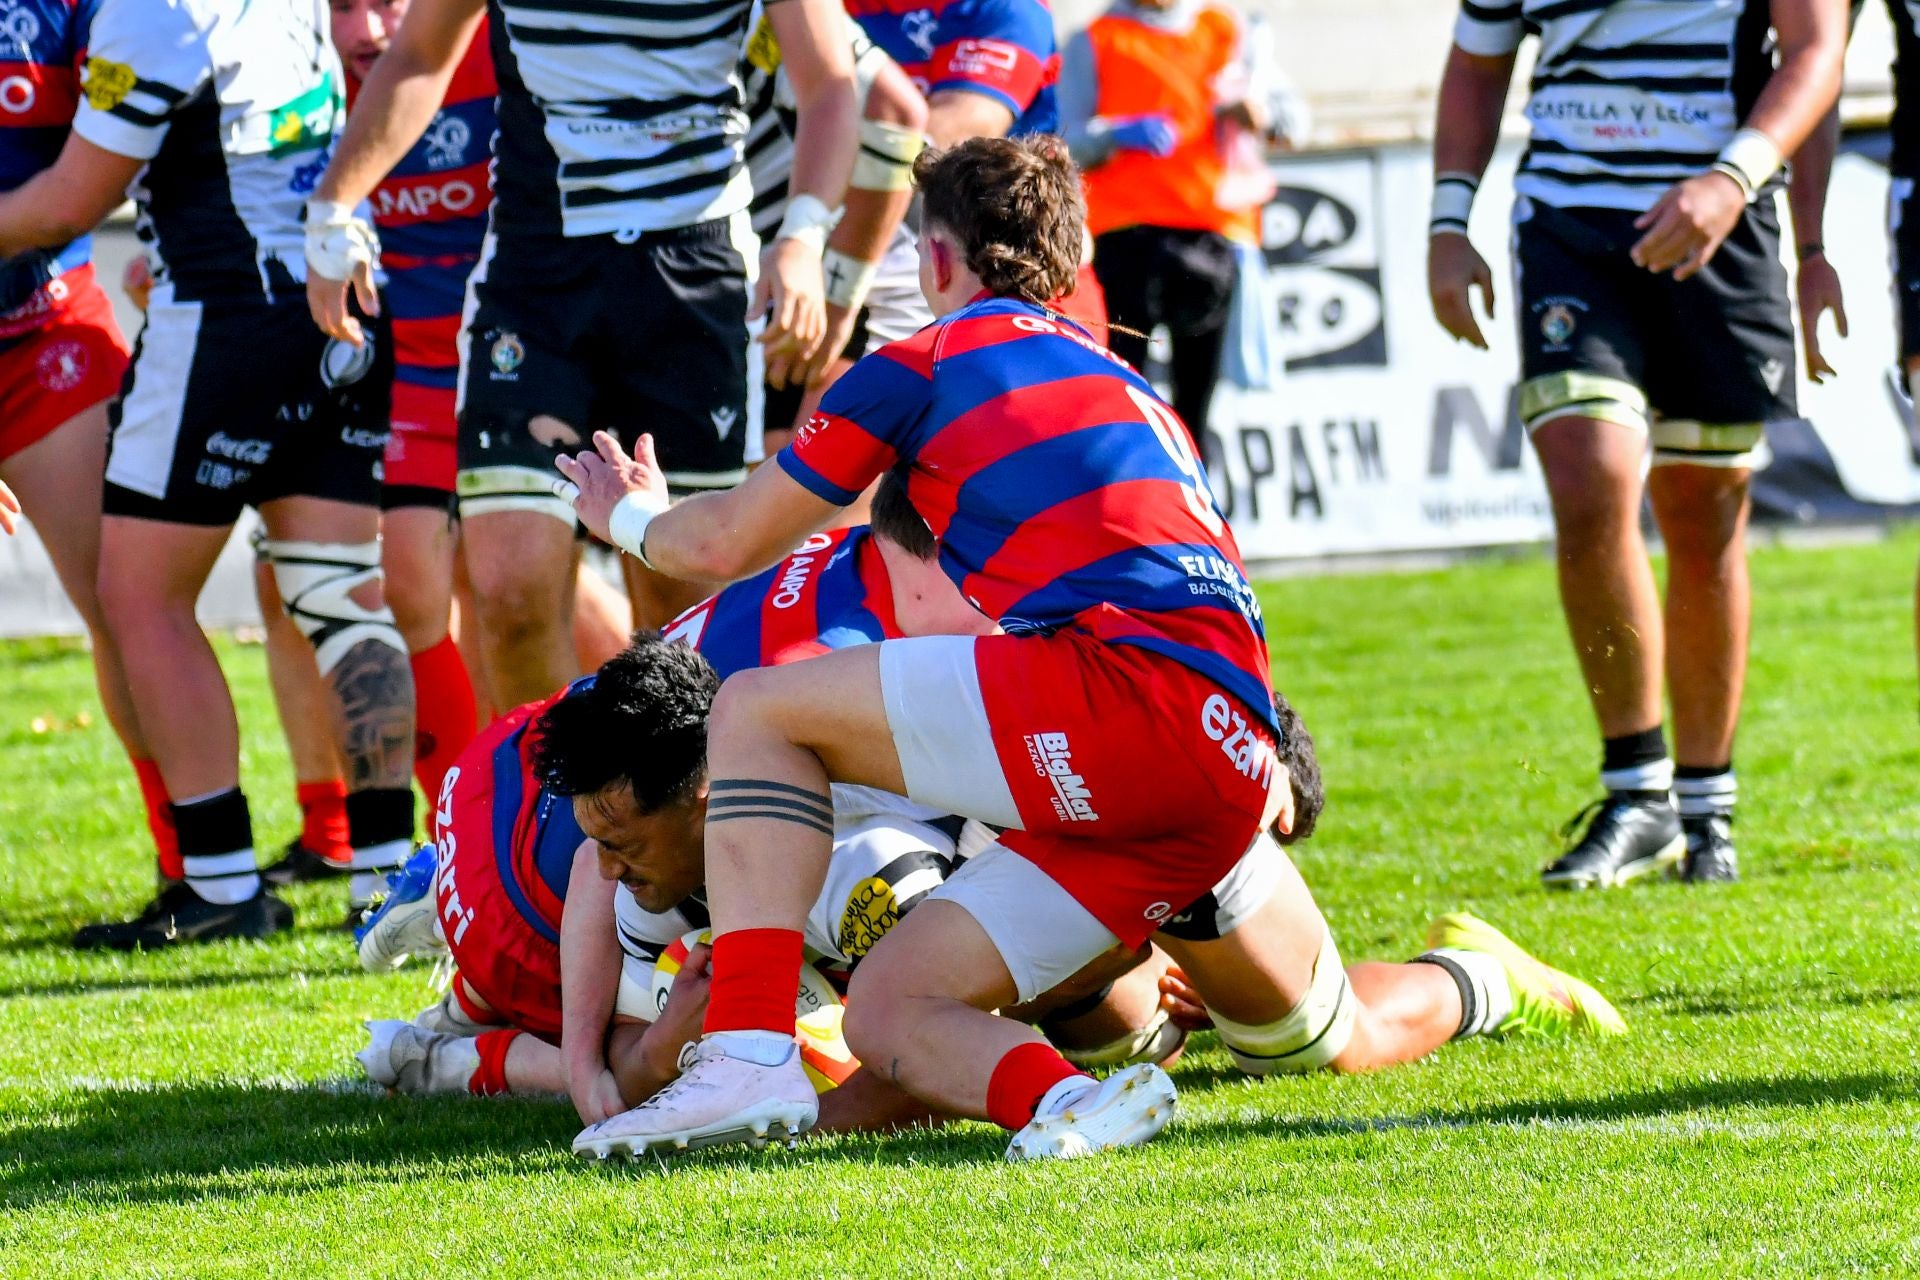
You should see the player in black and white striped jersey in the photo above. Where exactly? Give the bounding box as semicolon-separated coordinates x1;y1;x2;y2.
1427;0;1846;889
306;0;859;709
738;6;932;461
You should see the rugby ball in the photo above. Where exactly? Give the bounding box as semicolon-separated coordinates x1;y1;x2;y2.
649;929;859;1092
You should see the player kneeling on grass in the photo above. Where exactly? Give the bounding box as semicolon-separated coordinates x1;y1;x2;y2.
1062;694;1627;1079
354;643;958;1129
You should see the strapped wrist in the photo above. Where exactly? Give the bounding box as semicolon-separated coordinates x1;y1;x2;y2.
1712;128;1781;205
823;248;878;312
1430;172;1478;237
776;193;839;253
608;490;668;568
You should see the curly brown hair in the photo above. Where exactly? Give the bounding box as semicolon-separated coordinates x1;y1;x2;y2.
913;134;1085;305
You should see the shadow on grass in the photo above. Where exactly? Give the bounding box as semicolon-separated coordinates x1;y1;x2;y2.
0;961;365;1002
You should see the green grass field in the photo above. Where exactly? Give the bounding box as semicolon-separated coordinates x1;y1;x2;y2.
5;534;1920;1277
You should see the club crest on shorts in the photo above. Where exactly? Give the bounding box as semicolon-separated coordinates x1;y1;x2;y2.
321;335;375;388
34;340;87;392
490;331;525;377
1540;303;1577;347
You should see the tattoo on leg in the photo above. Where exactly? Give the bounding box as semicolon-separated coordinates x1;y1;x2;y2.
327;638;415;790
705;779;834;836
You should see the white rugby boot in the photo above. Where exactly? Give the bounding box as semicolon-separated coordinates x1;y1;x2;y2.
1004;1063;1178;1162
415;989;490;1037
354;845;446;972
357;1019;477;1095
573;1037;818;1159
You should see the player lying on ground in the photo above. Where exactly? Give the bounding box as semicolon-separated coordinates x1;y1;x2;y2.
1037;692;1627;1078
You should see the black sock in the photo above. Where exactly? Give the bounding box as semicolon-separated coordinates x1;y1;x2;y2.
1600;726;1670;800
172;788;259;905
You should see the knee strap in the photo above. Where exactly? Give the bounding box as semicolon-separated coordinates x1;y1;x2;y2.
1055;1009;1185;1070
1208;929;1358;1075
263;538;405;675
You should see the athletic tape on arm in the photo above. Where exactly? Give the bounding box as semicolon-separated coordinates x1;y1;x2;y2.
264;539;406;674
852;119;925;192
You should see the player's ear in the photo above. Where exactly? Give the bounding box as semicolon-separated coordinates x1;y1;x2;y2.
930;235;954;293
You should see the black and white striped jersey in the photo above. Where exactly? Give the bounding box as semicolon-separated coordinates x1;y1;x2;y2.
1455;0;1777;212
71;0;343;301
486;0;758;239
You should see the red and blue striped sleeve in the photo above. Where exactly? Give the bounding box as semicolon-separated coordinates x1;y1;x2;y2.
925;0;1058;117
777;344;934;506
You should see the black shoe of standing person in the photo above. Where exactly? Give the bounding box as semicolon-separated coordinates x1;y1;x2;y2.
71;882;294;950
1677;813;1739;884
1540;794;1684;890
261;839;353;887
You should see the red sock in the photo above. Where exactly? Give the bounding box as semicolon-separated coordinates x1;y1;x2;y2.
469;1028;521;1096
986;1041;1088;1132
702;928;804;1035
132;758;182;881
297;779;352;864
410;636;477;802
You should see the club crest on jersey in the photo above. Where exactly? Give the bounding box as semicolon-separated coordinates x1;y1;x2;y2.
81;57;136;111
422;112;472;170
268;83;340;158
902;9;938;56
490;331;525;376
1026;732;1098;822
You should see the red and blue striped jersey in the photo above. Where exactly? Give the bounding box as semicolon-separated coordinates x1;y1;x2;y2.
351;25;494;388
462;528;896;935
663;527;899;678
779;295;1276;731
846;0;1059;135
0;0;97;337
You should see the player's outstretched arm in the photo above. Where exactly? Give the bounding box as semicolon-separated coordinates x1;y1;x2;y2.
1632;0;1847;279
0;134;143;260
556;431;842;586
559;843;626;1125
758;0;859;367
1426;45;1515;349
307;0;485;345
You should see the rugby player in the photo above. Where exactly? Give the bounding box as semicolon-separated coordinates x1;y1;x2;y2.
306;0;860;701
1427;0;1846;887
556;135;1273;1162
0;0;420;948
0;0;169;885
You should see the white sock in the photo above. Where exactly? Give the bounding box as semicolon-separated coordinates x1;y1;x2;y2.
705;1029;796;1067
1673;769;1736;820
1034;1073;1099;1119
350;838;412;906
184;849;261;905
1599;757;1673;795
1417;948;1515;1039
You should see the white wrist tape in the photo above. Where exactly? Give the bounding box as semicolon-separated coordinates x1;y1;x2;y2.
823;248;878;312
608;490;668;567
776;193;839;253
1712;128;1782;204
305;199;380;280
851;119;926;192
1429;172;1478;237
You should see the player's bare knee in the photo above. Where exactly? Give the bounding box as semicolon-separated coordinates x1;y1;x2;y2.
842;969;916;1066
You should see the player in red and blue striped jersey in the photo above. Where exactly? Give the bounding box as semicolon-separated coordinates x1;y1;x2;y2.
556;135;1274;1163
321;0;493;832
0;0;164;879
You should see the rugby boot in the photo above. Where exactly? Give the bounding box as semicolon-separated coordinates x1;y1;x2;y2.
261;838;352;887
1426;911;1627;1039
573;1038;818;1159
1677;813;1740;884
1539;794;1682;890
358;1020;478;1094
355;845;445;971
1004;1063;1178;1162
71;882;293;950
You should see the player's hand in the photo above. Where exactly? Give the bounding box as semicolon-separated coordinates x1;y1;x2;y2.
121;255;153;312
1631;171;1745;281
1796;250;1848;383
554;430;669;545
1428;232;1495;349
304;201;382;346
638;942;712;1080
790;299;859;389
757;237;828;380
1158;964;1212;1032
1108;113;1178;157
568;1064;627;1127
0;478;19;536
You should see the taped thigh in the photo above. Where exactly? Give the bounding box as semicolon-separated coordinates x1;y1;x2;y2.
263;538;405;674
1649;419;1769;470
1207;927;1357;1075
1519;370;1650;435
456;464;579;525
